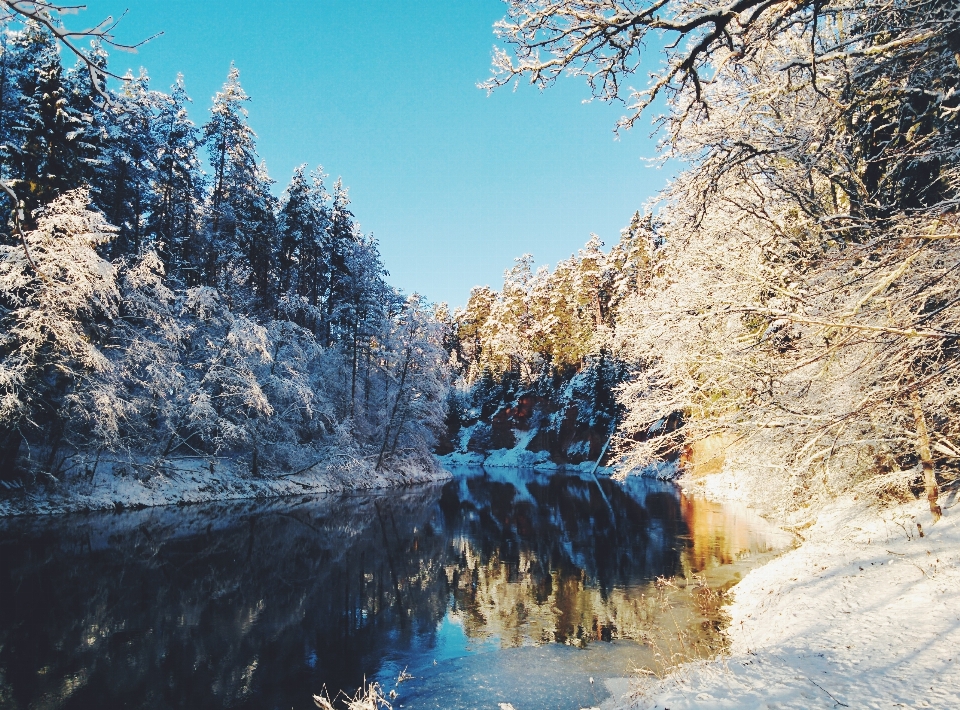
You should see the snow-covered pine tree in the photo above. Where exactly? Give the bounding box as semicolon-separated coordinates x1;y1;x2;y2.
2;22;86;215
341;232;396;415
146;75;205;281
605;211;655;316
236;161;277;311
454;285;496;382
573;235;605;330
201;64;263;298
321;177;358;346
277;165;323;306
0;25;16;186
81;68;159;259
537;255;587;371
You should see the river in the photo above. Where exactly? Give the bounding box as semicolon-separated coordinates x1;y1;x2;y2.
0;467;788;709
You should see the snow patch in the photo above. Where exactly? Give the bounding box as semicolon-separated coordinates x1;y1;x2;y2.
0;455;452;517
439;450;486;467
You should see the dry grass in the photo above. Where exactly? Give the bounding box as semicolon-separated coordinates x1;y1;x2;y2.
312;681;391;710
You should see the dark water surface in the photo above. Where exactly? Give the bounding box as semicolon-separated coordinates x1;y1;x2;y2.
0;468;787;710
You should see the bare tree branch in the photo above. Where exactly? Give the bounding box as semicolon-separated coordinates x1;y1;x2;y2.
0;1;160;102
0;1;159;272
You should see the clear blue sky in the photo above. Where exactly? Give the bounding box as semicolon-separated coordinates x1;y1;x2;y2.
78;0;671;307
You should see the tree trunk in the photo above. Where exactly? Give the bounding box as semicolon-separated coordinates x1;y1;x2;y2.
910;389;942;522
389;404;410;459
364;343;372;409
350;326;358;417
376;350;411;471
0;426;22;480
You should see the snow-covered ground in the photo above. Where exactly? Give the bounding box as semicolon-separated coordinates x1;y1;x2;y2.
603;475;960;709
0;455;451;517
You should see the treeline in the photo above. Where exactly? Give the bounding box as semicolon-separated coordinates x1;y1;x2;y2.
491;0;960;513
438;217;656;462
0;22;447;479
449;215;652;384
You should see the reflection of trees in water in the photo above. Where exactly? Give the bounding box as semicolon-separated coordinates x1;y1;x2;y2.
679;494;782;573
0;488;451;710
0;474;778;710
438;474;688;647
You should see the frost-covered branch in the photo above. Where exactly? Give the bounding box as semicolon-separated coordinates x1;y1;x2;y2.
0;0;158;101
483;0;956;140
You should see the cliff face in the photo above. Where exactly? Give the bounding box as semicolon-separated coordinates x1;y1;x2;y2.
439;356;624;471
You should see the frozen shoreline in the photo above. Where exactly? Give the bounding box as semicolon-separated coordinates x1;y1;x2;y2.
0;456;452;517
602;473;960;709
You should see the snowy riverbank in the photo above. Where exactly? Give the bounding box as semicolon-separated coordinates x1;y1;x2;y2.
603;473;960;709
0;456;451;517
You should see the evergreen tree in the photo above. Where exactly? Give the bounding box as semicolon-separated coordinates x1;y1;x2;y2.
201;64;260;292
0;25;17;187
456;285;496;377
277;165;314;298
3;22;85;215
82;69;158;259
146;75;205;280
342;233;395;412
606;211;654;317
61;42;110;199
322;177;357;345
239;162;278;310
574;235;605;329
277;164;332;329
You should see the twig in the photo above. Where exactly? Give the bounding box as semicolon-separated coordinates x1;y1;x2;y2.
276;459;324;478
0;181;44;276
806;677;849;707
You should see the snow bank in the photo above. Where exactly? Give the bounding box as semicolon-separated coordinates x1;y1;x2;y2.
604;485;960;709
438;421;641;475
0;455;451;517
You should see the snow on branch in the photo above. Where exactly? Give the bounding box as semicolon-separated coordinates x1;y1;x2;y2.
481;0;945;134
0;1;159;101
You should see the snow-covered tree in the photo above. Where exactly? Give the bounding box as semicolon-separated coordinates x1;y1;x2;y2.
201;64;272;302
2;21;86;213
87;69;159;259
277;164;326;304
0;19;448;484
146;75;205;279
0;189;118;474
374;295;449;471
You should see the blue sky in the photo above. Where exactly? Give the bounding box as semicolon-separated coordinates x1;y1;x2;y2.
78;0;671;307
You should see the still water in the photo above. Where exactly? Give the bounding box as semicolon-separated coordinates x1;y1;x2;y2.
0;468;788;710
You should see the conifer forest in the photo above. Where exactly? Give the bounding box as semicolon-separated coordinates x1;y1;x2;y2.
1;1;959;709
0;14;448;485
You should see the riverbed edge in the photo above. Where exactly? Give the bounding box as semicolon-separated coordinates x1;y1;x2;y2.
602;471;960;709
0;456;454;517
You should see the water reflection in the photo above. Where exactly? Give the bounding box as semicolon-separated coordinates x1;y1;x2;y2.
441;472;680;649
0;469;787;710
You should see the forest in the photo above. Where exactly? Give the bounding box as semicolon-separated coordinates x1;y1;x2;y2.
0;1;958;708
0;15;448;485
446;0;960;521
1;0;959;521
